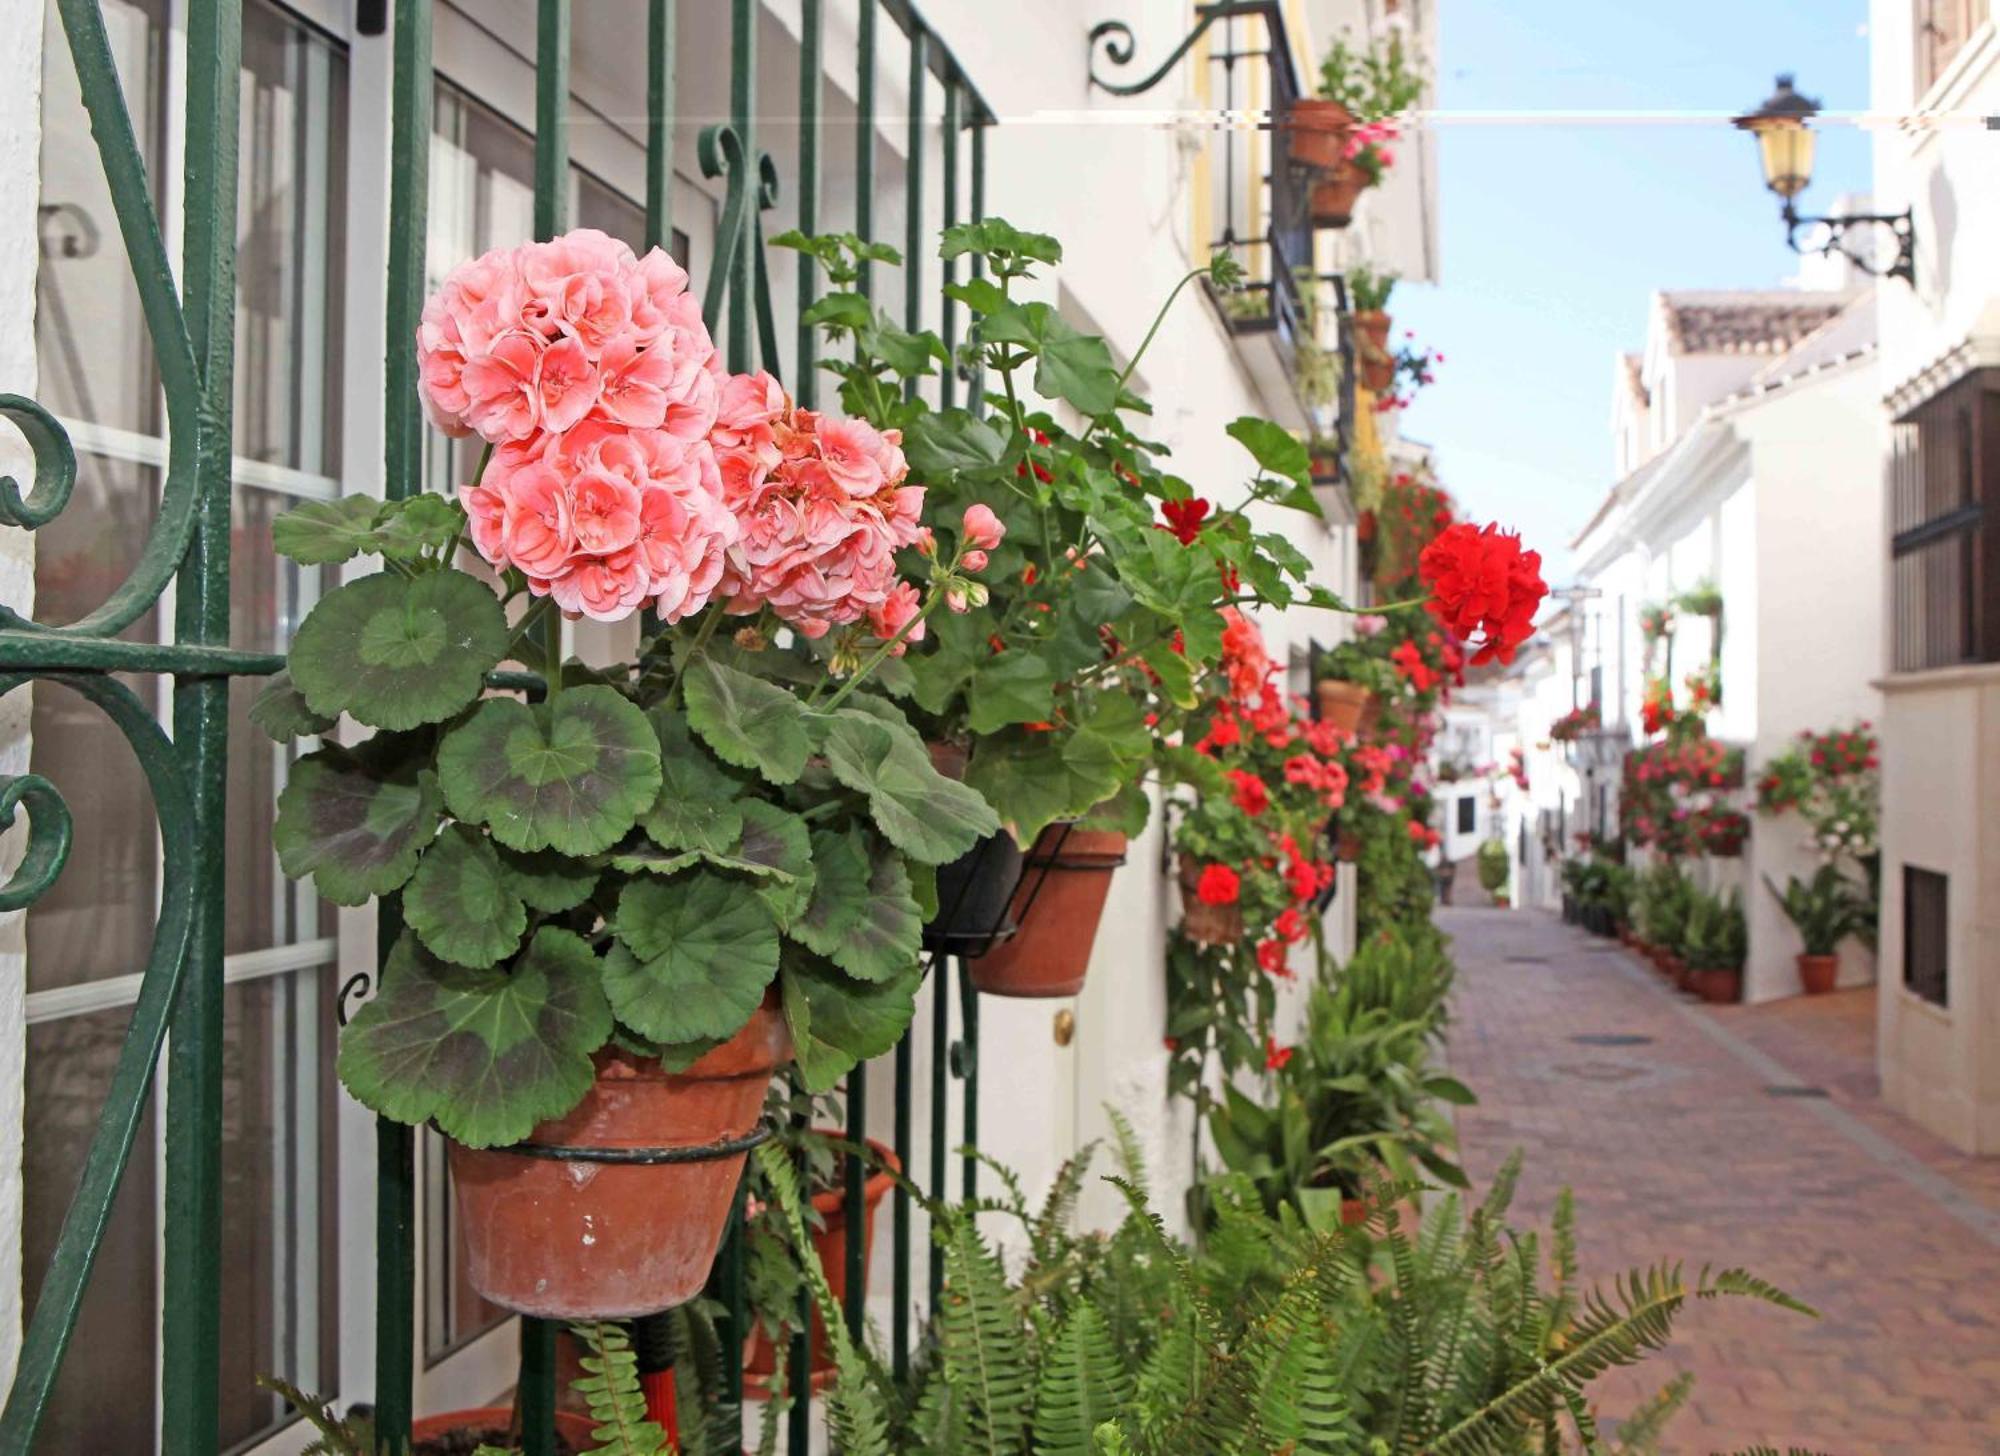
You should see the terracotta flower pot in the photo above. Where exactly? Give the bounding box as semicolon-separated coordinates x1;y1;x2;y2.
1336;834;1361;863
1282;96;1354;171
412;1408;597;1455
1353;309;1394;392
745;1136;900;1391
1692;966;1742;1004
970;826;1128;997
1491;895;1510;909
1309;158;1369;228
1798;953;1838;995
1352;309;1392;356
448;1002;790;1320
1316;680;1372;735
1356;508;1377;542
1177;853;1245;945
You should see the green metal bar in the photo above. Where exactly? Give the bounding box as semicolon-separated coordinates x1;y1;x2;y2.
959;960;979;1203
518;1320;559;1456
890;1032;911;1379
0;633;282;676
855;0;876;299
378;1;433;1447
787;1084;810;1454
0;675;195;1455
644;0;676;252
842;1068;868;1342
902;23;925;402
939;78;959;410
927;956;948;1312
162;0;242;1445
969;115;987;415
534;0;571;241
727;0;756;371
720;1181;748;1405
795;0;821;408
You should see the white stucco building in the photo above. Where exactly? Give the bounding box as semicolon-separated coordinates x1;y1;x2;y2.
1;0;1437;1444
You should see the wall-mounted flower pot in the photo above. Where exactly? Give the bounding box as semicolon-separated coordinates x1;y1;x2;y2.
1177;852;1245;945
1798;953;1838;995
1356;508;1377;542
1692;966;1742;1004
449;1002;790;1320
1315;680;1372;735
1309;158;1369;228
1283;96;1354;171
745;1136;900;1391
412;1407;597;1454
924;740;1028;950
1353;308;1394;391
970;826;1129;997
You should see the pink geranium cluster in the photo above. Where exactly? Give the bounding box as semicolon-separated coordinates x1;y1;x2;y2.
711;370;927;640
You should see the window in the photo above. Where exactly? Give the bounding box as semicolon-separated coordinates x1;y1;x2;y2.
1904;866;1949;1007
1889;369;2000;671
1916;0;1991;94
29;3;346;1449
1456;796;1476;835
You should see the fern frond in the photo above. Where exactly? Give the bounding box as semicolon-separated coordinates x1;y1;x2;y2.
1032;1303;1133;1455
568;1320;670;1456
936;1208;1035;1455
254;1375;371;1456
1104;1106;1151;1203
1608;1372;1692;1454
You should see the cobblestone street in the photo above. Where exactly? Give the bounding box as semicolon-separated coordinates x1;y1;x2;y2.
1442;907;2000;1456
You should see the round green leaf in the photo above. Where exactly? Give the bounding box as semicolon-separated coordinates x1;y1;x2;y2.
606;871;781;1042
274;739;440;906
497;847;601;914
737;800;815;927
781;952;922;1094
439;686;664;855
271;494;384;565
291;570;509;730
336;928;613;1149
641;706;746;856
683;655;811;785
791;826;872;957
249;669;337;742
403;824;528;969
818;709;1000;864
830;852;922;983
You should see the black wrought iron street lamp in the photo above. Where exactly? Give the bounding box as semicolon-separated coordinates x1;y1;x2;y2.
1733;74;1915;285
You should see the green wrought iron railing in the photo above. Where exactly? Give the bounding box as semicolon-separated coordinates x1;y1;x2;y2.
1;0;995;1452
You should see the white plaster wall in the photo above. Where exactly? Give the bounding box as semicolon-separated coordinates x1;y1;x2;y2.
0;0;41;1391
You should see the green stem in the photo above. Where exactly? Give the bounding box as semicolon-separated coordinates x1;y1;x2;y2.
819;592;947;714
1114;265;1207;398
662;608;725;707
543;604;563;707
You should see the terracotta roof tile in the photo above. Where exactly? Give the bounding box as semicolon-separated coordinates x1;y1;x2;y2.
1658;289;1858;357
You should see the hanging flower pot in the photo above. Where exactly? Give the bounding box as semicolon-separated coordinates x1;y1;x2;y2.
412;1408;597;1455
1282;96;1355;171
1353;308;1395;392
1356;508;1377;543
924;741;1029;951
1177;852;1246;945
1315;680;1372;735
448;1002;791;1320
1309;157;1370;229
745;1136;901;1391
970;825;1129;997
1798;953;1838;995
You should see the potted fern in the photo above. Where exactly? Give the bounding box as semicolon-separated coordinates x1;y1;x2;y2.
266;227;1001;1320
1766;864;1869;994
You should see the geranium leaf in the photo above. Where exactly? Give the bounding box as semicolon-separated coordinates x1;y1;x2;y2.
439;686;663;855
829;852;921;983
792;826;872;958
497;847;600;914
606;871;782;1043
736;800;815;926
964;732;1102;845
403;824;528;969
271;494;383;565
781;952;922;1094
371;492;468;561
1226;416;1312;488
275;739;440;906
683;655;811;785
291;570;509;730
605;845;704;877
964;651;1057;734
642;707;745;854
903;410;1007;479
249;669;337;742
817;710;999;865
336;928;612;1149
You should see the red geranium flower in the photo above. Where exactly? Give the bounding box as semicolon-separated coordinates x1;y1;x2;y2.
1274;906;1308;944
1418;521;1548;666
1159;497;1211;545
1195;863;1241;905
1264;1036;1293;1072
1228;769;1270;817
1390;639;1440;693
1256;938;1291;977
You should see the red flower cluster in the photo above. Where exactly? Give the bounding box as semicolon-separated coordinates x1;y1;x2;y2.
1228;769;1271;817
1195;863;1241;905
1015;428;1053;482
1159;496;1212;545
1417;522;1548;666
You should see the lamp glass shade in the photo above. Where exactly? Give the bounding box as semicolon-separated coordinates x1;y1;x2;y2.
1751;117;1815;199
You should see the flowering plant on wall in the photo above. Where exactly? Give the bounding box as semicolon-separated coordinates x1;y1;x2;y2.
1549;703;1601;743
783;222;1335;842
1622;736;1746;856
1757;722;1879;861
263;229;1003;1162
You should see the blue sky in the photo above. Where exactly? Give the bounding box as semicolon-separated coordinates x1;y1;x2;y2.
1388;0;1872;581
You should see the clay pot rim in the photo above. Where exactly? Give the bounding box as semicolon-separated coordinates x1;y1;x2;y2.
801;1133;902;1216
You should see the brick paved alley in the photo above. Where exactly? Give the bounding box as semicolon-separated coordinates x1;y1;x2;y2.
1442;907;2000;1456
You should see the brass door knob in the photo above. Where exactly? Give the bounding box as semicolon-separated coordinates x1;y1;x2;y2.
1053;1008;1076;1046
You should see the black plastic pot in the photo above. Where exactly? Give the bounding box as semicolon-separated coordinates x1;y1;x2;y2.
922;831;1027;955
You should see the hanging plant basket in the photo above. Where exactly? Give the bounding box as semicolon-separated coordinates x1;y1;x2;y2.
970;825;1129;997
1309;157;1370;228
1282;96;1355;171
1177;852;1246;945
448;1002;789;1320
745;1136;900;1391
1316;679;1373;735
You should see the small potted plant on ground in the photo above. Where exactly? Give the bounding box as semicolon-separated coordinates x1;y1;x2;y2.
1681;889;1747;1004
1767;864;1869;994
1476;837;1510;907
